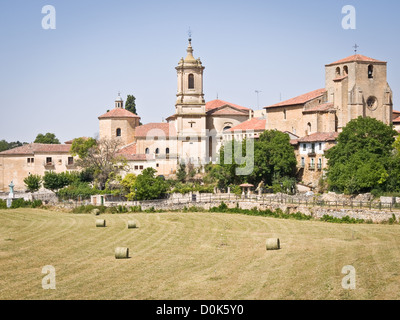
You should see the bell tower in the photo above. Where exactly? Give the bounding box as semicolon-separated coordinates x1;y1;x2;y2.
174;35;207;165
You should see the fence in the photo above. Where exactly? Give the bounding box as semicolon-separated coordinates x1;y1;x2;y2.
100;193;400;212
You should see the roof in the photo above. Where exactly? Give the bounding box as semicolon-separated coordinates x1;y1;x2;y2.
135;122;177;138
393;115;400;123
303;103;335;114
98;108;140;119
206;99;250;112
227;117;266;132
265;89;326;109
0;143;71;156
326;54;385;66
297;132;339;143
117;143;137;155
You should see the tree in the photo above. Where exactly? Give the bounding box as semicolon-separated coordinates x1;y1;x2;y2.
176;163;187;183
72;138;127;190
0;140;27;152
125;95;137;114
133;168;168;200
43;171;70;192
24;174;42;192
249;130;297;187
326;116;398;194
34;133;60;144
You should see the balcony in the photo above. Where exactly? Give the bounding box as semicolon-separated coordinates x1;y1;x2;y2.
65;161;76;169
43;161;55;168
308;151;316;157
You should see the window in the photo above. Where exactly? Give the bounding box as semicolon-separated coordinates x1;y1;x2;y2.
367;96;378;111
223;126;232;131
311;143;315;153
307;122;312;133
145;148;149;154
156;163;159;168
134;165;139;170
46;157;52;165
166;148;170;154
318;158;322;169
319;143;322;151
336;67;341;76
155;148;160;154
283;109;287;120
303;144;306;151
188;74;194;89
68;157;74;165
343;65;348;75
27;158;34;164
139;165;144;170
301;157;305;168
116;128;121;137
368;65;374;79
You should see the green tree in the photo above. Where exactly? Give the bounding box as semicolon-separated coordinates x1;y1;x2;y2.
23;174;42;192
0;140;27;152
43;171;70;192
70;137;97;159
249;130;297;187
133;168;168;200
34;133;60;144
125;95;137;114
326;116;398;194
176;163;187;183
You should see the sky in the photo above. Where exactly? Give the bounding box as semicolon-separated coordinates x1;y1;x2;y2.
1;0;400;143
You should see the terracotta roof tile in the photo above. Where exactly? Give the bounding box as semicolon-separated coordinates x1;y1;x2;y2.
98;108;140;119
206;99;250;112
135;122;177;138
265;89;326;109
227;118;266;132
327;54;385;66
297;132;339;143
117;143;137;155
0;143;71;155
393;115;400;123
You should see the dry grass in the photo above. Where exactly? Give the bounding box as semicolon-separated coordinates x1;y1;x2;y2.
0;208;400;300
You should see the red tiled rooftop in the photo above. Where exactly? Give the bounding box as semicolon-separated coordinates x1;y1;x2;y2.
135;122;177;138
265;89;326;109
327;54;385;66
117;143;137;155
98;108;140;119
0;143;71;155
206;99;250;112
227;118;266;132
393;115;400;123
297;132;339;143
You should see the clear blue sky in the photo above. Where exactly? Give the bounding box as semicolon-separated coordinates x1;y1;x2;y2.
1;0;400;143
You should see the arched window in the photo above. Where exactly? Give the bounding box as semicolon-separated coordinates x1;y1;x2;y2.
335;67;341;76
145;148;150;154
116;128;121;137
155;148;160;154
368;65;374;79
343;65;348;75
188;74;194;89
307;122;312;133
223;126;232;131
166;148;170;154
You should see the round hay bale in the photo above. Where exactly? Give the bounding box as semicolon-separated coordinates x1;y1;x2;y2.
115;247;129;259
266;238;280;250
127;221;137;229
92;209;101;216
96;219;106;227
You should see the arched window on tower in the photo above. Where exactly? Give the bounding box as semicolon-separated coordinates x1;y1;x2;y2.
188;74;194;89
145;148;150;154
155;148;160;155
335;67;341;77
307;122;312;134
343;65;348;75
166;148;170;154
368;65;374;79
116;128;121;137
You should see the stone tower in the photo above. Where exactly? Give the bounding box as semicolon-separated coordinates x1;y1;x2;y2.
325;54;393;131
175;37;207;164
98;93;140;146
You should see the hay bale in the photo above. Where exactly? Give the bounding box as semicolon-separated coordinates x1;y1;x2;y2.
96;219;106;227
127;221;137;229
92;209;101;216
115;247;129;259
266;238;280;250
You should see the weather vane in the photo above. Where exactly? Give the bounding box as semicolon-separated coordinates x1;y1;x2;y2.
353;44;359;54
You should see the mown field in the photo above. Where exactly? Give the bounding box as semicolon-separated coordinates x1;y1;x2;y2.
0;208;400;300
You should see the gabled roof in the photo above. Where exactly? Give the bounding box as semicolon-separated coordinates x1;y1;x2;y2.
208;106;249;116
0;143;71;156
265;89;326;109
226;117;266;132
326;54;385;66
98;108;140;119
116;143;149;161
297;132;339;143
135;122;177;138
206;99;250;112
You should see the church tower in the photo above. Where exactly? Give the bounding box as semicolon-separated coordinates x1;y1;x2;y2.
325;53;393;130
174;36;207;164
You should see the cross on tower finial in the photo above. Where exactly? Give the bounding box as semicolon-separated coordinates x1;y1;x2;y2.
353;44;359;54
188;27;192;42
